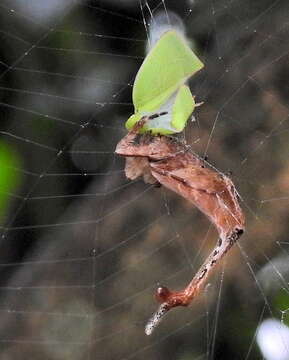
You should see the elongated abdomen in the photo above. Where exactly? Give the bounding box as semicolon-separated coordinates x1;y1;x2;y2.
150;157;244;239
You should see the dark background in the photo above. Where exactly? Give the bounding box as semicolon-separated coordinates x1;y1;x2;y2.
0;0;289;359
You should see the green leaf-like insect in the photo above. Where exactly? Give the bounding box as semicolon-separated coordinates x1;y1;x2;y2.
126;30;204;135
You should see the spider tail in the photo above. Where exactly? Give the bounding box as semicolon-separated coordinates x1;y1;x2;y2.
145;302;170;335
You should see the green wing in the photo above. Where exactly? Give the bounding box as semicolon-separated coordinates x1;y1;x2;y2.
126;30;203;133
126;85;195;134
171;85;195;131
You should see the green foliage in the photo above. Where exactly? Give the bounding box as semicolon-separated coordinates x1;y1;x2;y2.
274;288;289;326
0;141;21;223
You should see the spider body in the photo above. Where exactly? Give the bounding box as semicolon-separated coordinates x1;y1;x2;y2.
115;119;245;335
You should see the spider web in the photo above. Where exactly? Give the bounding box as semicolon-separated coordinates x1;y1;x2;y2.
0;0;289;359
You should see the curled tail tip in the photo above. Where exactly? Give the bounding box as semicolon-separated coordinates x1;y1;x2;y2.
145;323;154;336
145;303;170;335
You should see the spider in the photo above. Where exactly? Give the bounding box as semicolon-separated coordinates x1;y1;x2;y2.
115;117;245;335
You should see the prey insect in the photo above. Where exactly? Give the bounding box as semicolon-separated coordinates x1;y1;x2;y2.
115;118;245;335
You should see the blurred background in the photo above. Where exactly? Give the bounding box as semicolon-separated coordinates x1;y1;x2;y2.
0;0;289;359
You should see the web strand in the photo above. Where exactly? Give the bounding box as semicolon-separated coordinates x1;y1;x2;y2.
0;0;288;359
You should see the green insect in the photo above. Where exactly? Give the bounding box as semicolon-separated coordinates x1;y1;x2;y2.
126;30;204;135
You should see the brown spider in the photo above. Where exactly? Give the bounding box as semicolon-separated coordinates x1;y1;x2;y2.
115;118;245;335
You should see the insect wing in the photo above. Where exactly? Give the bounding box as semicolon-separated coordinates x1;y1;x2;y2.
171;85;195;132
125;112;142;131
133;30;203;113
